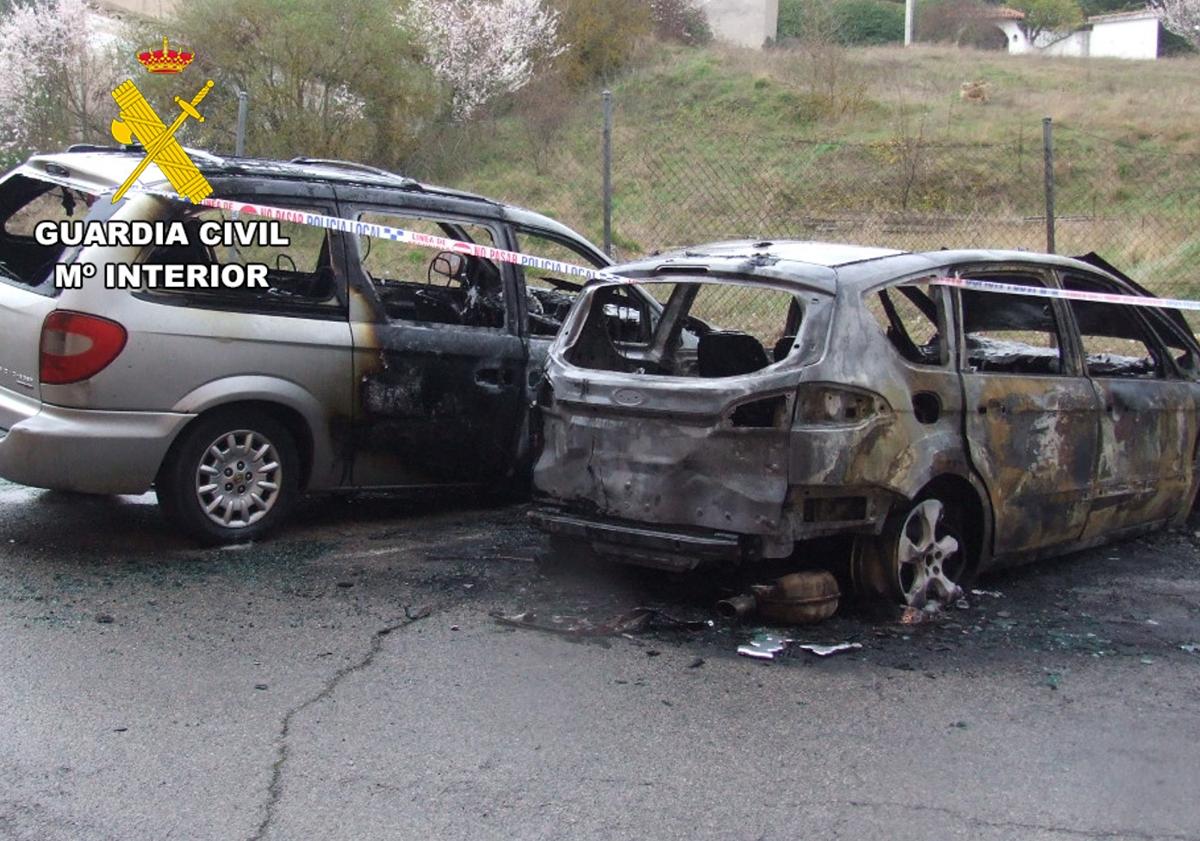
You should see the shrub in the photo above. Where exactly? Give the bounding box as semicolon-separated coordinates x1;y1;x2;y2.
551;0;654;87
650;0;712;44
917;0;1004;44
171;0;438;168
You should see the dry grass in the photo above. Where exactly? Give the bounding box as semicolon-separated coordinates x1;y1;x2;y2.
416;43;1200;315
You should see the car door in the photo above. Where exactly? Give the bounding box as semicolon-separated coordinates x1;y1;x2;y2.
1058;269;1198;537
344;201;527;487
954;265;1101;558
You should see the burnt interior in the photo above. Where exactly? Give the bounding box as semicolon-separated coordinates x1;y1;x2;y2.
870;283;943;366
960;273;1176;379
565;281;803;379
0;175;91;288
961;275;1066;375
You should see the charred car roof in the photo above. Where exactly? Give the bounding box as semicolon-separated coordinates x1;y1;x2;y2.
21;147;595;250
610;240;1137;295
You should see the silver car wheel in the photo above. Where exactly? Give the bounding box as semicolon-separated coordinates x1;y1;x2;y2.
896;498;963;607
194;430;281;529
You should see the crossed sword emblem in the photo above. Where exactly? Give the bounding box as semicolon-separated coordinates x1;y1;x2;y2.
110;79;216;204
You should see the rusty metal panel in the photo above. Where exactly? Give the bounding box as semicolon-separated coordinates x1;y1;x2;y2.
1082;379;1196;538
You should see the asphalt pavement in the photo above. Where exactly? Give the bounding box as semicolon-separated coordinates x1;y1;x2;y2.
1;479;1198;841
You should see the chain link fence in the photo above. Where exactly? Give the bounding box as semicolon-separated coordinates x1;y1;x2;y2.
421;92;1200;330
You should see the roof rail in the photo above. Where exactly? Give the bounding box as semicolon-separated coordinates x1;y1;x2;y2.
289;157;418;187
181;147;226;165
65;144;132;154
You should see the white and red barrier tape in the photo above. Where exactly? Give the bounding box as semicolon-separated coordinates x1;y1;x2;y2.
135;189;1199;312
929;275;1200;312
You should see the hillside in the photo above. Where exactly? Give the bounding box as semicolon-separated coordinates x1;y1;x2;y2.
420;44;1200;297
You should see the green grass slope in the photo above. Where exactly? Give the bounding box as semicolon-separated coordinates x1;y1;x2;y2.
422;43;1200;296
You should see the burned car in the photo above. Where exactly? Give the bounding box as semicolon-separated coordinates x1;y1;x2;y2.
0;148;628;543
530;241;1200;605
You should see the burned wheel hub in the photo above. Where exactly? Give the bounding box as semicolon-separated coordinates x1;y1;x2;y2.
194;430;281;529
897;498;964;607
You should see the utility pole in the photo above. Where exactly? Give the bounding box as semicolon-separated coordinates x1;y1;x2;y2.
601;90;613;257
1042;117;1056;253
905;0;915;45
235;90;249;157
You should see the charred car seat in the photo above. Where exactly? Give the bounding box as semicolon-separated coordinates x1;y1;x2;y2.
698;331;770;378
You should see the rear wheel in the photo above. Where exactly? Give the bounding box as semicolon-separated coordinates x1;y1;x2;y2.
157;408;299;545
853;494;970;607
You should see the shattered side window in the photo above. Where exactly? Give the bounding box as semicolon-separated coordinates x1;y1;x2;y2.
1062;274;1163;379
143;205;342;309
565;280;807;378
356;213;505;330
1147;310;1199;377
0;175;98;290
516;230;601;337
959;274;1065;376
864;280;943;366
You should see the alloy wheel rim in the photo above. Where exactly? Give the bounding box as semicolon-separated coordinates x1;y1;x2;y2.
195;430;281;529
896;498;964;607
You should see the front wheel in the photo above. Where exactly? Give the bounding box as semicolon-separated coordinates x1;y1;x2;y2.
157;408;300;545
852;495;971;607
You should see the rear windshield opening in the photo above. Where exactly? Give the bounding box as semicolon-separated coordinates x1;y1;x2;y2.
0;174;98;289
564;280;808;378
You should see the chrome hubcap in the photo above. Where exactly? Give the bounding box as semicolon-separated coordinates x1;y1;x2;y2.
195;430;281;529
897;499;963;607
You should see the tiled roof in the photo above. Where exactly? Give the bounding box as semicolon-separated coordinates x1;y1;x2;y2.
986;6;1026;20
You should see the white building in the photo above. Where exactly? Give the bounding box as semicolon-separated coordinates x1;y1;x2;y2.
994;7;1164;60
702;0;780;48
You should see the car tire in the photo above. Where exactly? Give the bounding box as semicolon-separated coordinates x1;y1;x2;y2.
157;408;300;546
852;493;972;607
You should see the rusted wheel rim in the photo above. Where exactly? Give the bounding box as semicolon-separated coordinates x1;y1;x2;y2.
194;430;281;529
896;499;964;607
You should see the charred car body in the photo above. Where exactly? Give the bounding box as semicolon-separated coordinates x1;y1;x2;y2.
0;148;631;543
530;241;1200;605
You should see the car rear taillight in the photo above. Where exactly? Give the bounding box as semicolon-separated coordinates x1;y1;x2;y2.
39;311;127;385
794;384;889;425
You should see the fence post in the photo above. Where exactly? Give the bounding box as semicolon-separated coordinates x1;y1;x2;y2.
1042;116;1056;254
235;90;249;157
602;89;613;257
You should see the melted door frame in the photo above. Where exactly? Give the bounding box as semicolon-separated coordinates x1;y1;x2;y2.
953;263;1101;559
344;202;528;488
1056;268;1199;538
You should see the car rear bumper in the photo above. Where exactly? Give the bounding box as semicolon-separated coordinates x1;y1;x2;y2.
0;397;193;494
529;505;761;572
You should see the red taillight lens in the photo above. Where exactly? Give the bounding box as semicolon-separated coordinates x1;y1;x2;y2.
39;311;127;385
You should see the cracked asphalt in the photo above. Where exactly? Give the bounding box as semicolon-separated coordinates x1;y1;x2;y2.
1;478;1199;841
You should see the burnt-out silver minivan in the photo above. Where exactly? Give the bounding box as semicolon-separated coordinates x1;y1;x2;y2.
0;148;620;544
530;241;1200;605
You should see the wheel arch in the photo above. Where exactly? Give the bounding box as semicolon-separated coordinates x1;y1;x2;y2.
915;472;992;577
163;379;327;491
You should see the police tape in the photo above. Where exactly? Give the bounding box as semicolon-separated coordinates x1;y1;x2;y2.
929;275;1200;312
135;188;1199;312
133;188;630;284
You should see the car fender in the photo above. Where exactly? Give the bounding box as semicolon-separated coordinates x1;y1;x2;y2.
168;375;337;489
884;428;996;563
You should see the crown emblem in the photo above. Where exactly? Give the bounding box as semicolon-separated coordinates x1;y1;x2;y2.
137;37;194;74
